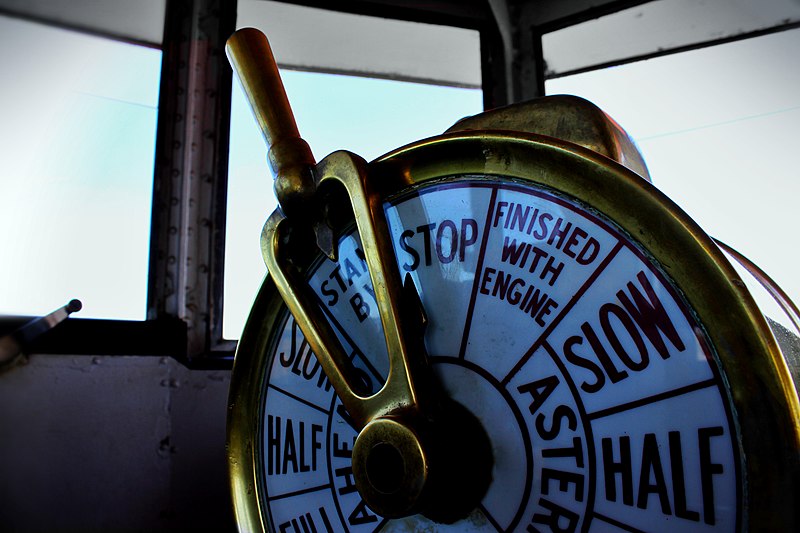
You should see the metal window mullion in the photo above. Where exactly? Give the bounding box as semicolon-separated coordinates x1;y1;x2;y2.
149;0;235;360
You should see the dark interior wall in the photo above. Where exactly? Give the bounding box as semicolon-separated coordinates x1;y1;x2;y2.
0;355;235;531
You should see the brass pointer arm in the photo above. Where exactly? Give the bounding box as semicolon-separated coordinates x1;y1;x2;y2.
226;28;429;429
226;29;490;521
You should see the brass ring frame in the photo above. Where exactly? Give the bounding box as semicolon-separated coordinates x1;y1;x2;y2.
227;131;800;532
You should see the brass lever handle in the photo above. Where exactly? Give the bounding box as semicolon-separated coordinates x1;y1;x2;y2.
261;152;439;518
227;27;436;517
227;28;490;520
265;150;433;427
227;27;426;429
225;28;316;218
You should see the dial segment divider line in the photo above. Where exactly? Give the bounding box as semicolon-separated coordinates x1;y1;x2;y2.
458;186;499;360
371;516;390;532
587;378;717;421
591;511;648;533
313;289;387;389
477;502;505;532
267;482;333;502
500;240;624;388
267;383;332;415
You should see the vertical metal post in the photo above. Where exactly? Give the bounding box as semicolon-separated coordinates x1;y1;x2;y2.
509;1;547;102
148;0;237;361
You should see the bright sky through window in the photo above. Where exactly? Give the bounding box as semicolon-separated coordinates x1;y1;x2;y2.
223;72;483;338
0;15;161;319
547;28;800;329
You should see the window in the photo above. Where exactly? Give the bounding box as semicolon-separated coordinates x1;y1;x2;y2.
545;27;800;328
0;14;161;320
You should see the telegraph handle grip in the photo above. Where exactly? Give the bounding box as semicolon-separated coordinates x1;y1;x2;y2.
225;28;316;216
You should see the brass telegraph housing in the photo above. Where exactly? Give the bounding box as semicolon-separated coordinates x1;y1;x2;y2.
226;28;799;532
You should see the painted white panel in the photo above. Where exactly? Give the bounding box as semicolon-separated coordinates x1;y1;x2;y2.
237;0;482;87
544;0;800;75
0;0;166;44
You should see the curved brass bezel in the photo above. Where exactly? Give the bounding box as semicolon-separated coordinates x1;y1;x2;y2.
227;131;800;532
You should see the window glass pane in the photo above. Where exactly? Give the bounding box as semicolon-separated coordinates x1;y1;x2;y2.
224;72;483;338
546;28;800;325
0;16;161;319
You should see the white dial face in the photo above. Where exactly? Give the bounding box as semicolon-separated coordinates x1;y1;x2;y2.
257;179;741;532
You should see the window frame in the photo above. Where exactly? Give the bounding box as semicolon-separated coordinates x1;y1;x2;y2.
16;0;792;366
0;0;236;368
146;0;238;366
